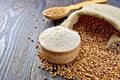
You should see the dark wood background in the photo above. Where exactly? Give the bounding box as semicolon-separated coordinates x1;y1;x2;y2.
0;0;120;80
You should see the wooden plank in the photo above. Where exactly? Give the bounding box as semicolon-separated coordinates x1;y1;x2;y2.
0;0;46;80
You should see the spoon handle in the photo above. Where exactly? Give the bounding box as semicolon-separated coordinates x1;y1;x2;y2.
67;0;106;10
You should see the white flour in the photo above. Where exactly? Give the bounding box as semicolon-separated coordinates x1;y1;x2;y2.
39;26;80;52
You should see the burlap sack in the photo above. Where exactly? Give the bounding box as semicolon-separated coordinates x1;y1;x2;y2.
61;4;120;48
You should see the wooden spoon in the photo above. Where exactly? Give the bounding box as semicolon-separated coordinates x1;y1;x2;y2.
43;0;107;20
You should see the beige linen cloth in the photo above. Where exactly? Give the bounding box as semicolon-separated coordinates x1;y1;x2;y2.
61;4;120;48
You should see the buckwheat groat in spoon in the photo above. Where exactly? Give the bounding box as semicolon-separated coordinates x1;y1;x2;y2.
43;0;106;20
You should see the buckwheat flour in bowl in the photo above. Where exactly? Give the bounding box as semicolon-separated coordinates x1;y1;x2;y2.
38;26;80;64
38;4;120;79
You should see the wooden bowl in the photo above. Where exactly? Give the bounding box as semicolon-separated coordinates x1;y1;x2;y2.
39;26;80;64
40;44;80;64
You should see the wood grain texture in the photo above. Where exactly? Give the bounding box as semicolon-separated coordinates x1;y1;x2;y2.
0;0;120;80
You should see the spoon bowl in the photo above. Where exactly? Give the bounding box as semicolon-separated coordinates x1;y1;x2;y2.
43;7;69;20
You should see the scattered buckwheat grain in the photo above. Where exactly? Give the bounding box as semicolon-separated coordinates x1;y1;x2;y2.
38;14;120;79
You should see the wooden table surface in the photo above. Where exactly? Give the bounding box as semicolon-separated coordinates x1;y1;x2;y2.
0;0;120;80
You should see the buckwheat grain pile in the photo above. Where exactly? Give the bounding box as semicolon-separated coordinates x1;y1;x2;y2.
38;14;120;80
